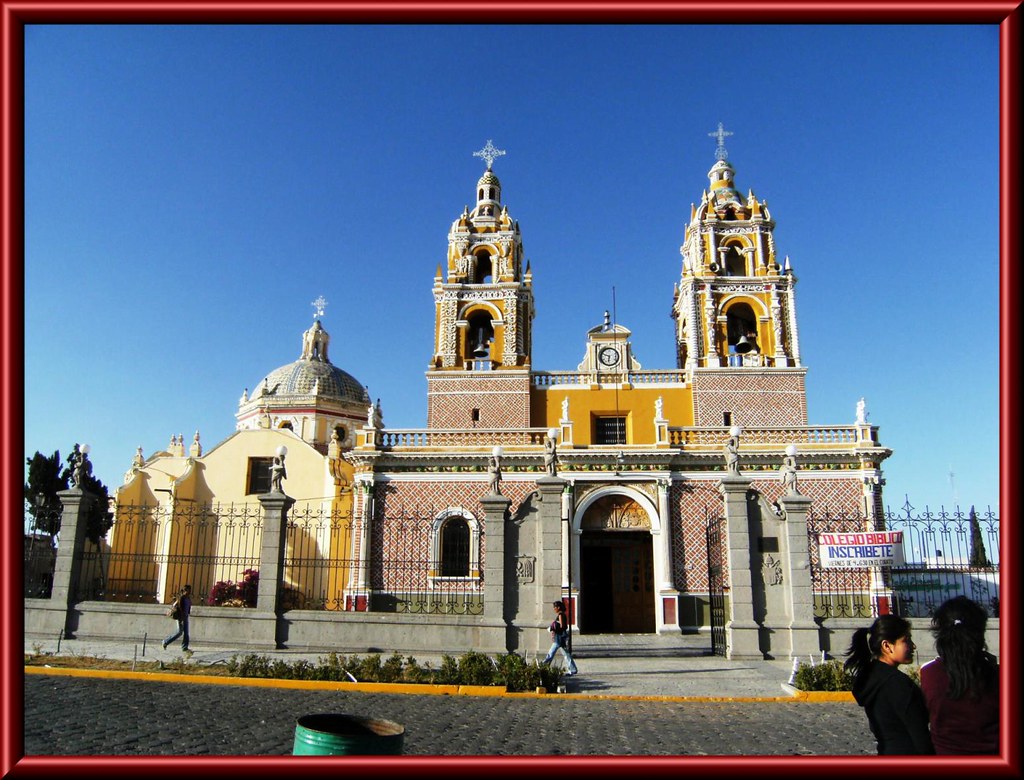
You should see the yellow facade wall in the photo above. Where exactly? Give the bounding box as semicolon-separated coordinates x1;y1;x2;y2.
531;384;694;445
111;428;356;609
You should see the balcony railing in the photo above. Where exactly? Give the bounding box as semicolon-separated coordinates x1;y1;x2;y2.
379;428;552;449
667;425;878;448
532;370;688;387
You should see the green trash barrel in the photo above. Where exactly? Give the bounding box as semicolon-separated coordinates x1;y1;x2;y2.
292;713;405;756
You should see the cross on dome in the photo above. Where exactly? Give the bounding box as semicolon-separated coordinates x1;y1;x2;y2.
311;295;328;320
473;140;506;170
708;122;734;161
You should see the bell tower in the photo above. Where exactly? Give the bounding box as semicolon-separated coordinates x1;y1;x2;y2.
672;124;808;427
427;141;535;430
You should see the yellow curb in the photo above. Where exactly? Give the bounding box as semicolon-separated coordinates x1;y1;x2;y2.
456;684;507;696
24;666;470;696
551;694;797;703
25;665;853;702
788;689;856;702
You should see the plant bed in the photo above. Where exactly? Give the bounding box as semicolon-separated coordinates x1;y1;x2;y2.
25;649;562;693
789;658;921;693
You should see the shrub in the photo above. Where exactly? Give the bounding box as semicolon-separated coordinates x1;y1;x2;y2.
495;652;539;691
794;659;853;691
458;651;497;686
222;650;554;691
208;569;259;607
355;653;383;681
379;653;405;683
237;569;259;607
794;659;922;692
227;653;273;678
207;579;239;606
435;655;461;685
401;656;435;684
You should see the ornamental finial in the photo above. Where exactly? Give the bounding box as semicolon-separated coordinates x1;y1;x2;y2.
473;140;506;170
708;122;734;161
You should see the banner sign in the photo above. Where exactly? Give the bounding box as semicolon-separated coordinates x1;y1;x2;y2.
818;531;905;568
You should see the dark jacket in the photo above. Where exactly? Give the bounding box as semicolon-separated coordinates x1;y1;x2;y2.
852;660;935;755
550;612;569;646
920;657;999;754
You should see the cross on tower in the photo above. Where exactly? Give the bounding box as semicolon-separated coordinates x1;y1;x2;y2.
311;295;328;320
473;140;506;170
708;122;734;161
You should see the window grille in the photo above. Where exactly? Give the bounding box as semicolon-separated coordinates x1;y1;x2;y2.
595;416;626;445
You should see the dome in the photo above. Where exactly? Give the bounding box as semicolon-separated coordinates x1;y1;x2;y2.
256;359;369;407
708;159;737;189
477;170;501;188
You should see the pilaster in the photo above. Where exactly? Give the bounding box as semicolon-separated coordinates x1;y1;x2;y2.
777;493;821;657
656;479;679;632
480;493;512;650
535;475;566;617
256;491;295;649
37;488;97;637
718;475;762;659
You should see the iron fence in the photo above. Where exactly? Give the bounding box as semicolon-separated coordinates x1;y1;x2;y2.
77;502;263;605
808;504;999;619
371;513;484;615
281;508;361;611
24;503;60;598
705;511;728;657
280;508;485;615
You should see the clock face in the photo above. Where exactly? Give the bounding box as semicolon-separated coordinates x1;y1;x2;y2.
598;346;621;367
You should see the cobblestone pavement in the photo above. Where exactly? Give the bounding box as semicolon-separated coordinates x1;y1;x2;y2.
24;676;877;756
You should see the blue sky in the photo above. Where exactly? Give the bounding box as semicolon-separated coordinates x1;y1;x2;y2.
23;24;1000;512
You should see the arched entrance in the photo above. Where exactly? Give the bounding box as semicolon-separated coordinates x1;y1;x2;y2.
578;494;655;633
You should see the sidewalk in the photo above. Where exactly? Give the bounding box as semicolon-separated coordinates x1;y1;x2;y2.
25;632;805;700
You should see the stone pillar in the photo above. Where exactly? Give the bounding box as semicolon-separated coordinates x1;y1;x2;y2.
778;493;821;657
481;493;511;651
656;479;680;632
36;488;97;636
347;480;374;611
718;474;762;659
256;491;295;649
534;475;566;652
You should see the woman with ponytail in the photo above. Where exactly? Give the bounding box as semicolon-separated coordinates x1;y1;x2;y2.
845;614;934;754
920;596;999;754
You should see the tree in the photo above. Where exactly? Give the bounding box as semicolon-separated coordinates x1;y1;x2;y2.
24;450;68;536
24;445;114;545
968;505;991;568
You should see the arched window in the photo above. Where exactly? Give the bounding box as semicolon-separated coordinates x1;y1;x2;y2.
430;509;481;584
278;421;294;431
439;518;471;577
465;310;495;368
725;302;759;363
474;253;493;284
724;244;746;276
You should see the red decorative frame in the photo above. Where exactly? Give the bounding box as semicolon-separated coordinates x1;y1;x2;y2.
1;3;1018;777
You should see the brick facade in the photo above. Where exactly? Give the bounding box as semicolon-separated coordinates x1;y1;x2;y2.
691;369;808;427
426;371;532;429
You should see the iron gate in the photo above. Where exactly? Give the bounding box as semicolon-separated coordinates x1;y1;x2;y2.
705;510;727;657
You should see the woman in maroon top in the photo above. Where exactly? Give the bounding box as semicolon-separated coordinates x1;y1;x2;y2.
920;596;999;754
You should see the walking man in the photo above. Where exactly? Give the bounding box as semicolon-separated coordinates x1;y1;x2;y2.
162;584;193;654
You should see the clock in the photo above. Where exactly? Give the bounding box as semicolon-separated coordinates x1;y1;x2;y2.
598;346;621;367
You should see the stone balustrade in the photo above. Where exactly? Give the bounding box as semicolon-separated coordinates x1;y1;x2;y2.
667;425;878;448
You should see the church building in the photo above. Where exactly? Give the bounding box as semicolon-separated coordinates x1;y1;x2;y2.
109;133;890;643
